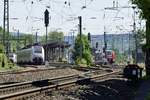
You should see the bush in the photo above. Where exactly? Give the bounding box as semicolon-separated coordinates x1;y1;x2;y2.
72;34;93;66
0;53;9;70
0;44;5;53
74;58;87;67
145;93;150;100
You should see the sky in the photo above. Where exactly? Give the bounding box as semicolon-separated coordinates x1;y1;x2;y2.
0;0;145;36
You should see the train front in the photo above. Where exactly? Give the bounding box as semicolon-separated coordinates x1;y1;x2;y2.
106;50;115;64
32;46;45;64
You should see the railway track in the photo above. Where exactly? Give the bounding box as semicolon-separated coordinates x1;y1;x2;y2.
0;69;122;100
0;65;103;75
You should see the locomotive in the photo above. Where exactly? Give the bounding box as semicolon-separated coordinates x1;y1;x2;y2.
17;46;45;64
105;50;115;63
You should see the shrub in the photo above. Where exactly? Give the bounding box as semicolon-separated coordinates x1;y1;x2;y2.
0;53;9;70
72;34;93;66
0;44;5;53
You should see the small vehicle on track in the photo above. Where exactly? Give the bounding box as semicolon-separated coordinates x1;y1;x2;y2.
123;64;143;80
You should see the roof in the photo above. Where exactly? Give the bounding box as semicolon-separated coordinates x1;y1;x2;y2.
21;40;70;49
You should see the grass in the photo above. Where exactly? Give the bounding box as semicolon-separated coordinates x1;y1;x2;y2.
145;93;150;100
141;70;150;100
0;63;19;71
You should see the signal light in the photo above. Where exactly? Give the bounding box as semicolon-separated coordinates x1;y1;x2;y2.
44;9;49;27
127;66;130;69
135;66;138;69
96;42;98;48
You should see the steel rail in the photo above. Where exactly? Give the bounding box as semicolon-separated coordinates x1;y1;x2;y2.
0;66;102;75
0;70;122;100
0;74;78;95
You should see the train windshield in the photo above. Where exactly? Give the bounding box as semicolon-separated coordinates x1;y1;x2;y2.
106;51;112;56
34;50;42;53
9;54;14;57
9;53;15;57
34;47;42;53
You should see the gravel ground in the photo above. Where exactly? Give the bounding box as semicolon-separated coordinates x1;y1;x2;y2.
0;67;85;84
0;67;112;84
29;74;140;100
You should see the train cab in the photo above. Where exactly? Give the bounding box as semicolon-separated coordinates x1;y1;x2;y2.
105;50;115;63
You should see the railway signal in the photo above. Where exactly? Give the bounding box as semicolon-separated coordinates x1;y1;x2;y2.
96;42;98;49
88;32;91;42
44;9;49;27
78;16;82;62
44;9;49;61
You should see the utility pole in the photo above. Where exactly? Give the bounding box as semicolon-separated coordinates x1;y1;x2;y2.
78;16;82;62
44;9;49;61
17;30;19;50
133;6;137;64
104;27;107;57
3;0;9;54
36;32;38;43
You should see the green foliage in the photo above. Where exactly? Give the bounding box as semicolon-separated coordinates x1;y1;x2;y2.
40;31;64;41
72;34;93;65
0;53;9;70
0;44;5;53
131;0;150;75
145;93;150;100
132;0;150;20
136;29;146;52
11;34;36;52
0;27;36;52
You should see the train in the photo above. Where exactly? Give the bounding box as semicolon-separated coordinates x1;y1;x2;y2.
105;50;115;63
17;46;45;64
8;53;17;63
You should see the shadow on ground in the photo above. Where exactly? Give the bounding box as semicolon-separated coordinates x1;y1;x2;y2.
60;78;140;100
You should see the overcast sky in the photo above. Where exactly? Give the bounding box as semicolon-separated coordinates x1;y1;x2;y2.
0;0;145;36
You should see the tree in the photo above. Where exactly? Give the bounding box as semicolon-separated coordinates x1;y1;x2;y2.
136;29;146;46
132;0;150;75
72;34;93;65
40;31;64;41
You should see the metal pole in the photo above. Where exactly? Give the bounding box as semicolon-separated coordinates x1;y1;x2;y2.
104;31;107;57
24;39;26;47
46;27;48;42
46;26;48;61
129;31;130;56
3;0;6;46
7;0;9;53
36;32;37;43
79;16;82;62
3;0;9;54
133;7;137;64
73;30;75;48
122;34;123;63
17;30;19;50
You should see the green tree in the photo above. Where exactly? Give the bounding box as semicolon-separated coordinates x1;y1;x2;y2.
136;29;146;50
72;34;93;65
40;31;64;41
132;0;150;75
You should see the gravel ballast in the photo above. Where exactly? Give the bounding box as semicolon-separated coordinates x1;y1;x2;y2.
0;67;84;83
29;74;139;100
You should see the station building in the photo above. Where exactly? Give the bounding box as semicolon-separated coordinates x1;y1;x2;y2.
23;40;70;62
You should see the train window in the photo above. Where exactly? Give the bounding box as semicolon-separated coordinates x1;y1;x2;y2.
34;50;42;53
33;46;42;53
9;54;14;57
106;51;112;56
